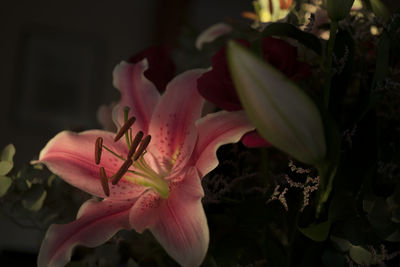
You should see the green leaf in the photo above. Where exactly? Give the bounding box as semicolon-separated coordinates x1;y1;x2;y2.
261;22;322;55
1;144;16;162
324;0;355;21
372;31;390;86
0;175;12;197
22;184;47;212
348;245;373;265
299;220;331;242
330;235;351;252
0;161;13;175
370;0;390;21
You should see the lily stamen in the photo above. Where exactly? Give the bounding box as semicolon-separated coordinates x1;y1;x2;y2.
112;159;133;185
114;116;136;142
133;135;151;161
99;167;110;197
127;131;144;159
95;137;103;165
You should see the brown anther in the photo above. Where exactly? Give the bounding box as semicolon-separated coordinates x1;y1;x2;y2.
99;167;110;197
133;135;151;161
111;159;133;185
114;116;136;142
127;131;144;159
95;137;103;165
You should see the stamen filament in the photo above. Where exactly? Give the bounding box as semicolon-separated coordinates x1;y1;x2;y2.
99;167;110;197
95;137;103;165
127;131;144;159
124;174;169;198
134;135;151;161
114;116;136;142
112;159;133;185
136;156;160;179
102;145;126;161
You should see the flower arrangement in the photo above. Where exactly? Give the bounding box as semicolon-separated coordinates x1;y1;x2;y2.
1;0;400;266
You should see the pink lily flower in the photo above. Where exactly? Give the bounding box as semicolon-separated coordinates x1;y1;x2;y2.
37;59;255;267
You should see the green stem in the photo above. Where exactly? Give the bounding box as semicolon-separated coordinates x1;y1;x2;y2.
315;163;338;218
324;20;339;108
102;145;126;162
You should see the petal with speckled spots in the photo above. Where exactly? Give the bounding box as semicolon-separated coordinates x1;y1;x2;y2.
129;167;208;267
147;69;206;174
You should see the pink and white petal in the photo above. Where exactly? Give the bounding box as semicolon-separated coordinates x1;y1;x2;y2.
130;167;208;267
39;130;145;199
195;23;233;50
37;198;134;267
113;60;161;133
192;110;255;177
148;69;206;174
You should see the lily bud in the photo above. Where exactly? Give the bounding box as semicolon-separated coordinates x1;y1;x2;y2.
226;41;326;165
324;0;354;21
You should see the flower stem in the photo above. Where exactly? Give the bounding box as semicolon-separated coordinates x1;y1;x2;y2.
324;20;339;108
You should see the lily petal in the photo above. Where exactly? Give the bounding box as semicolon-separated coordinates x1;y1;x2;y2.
195;22;232;50
192;110;255;177
37;199;134;267
113;60;161;133
129;167;208;267
148;69;206;174
39;130;145;199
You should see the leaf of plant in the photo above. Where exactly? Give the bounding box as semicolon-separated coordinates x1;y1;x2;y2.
330;235;351;252
0;175;12;197
1;144;15;162
0;161;13;175
348;245;373;265
22;184;47;212
262;22;322;55
299;220;331;242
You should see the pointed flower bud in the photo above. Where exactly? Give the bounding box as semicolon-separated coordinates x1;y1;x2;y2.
227;41;326;165
324;0;354;21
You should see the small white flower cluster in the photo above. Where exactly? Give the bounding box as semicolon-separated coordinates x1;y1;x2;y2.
345;244;400;267
370;244;400;267
268;160;320;212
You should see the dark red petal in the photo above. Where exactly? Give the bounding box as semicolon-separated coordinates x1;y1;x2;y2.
290;61;312;81
129;45;175;92
241;130;271;148
262;37;297;77
197;40;250;111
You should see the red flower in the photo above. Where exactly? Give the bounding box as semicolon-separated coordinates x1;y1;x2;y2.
129;45;175;92
197;37;311;147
